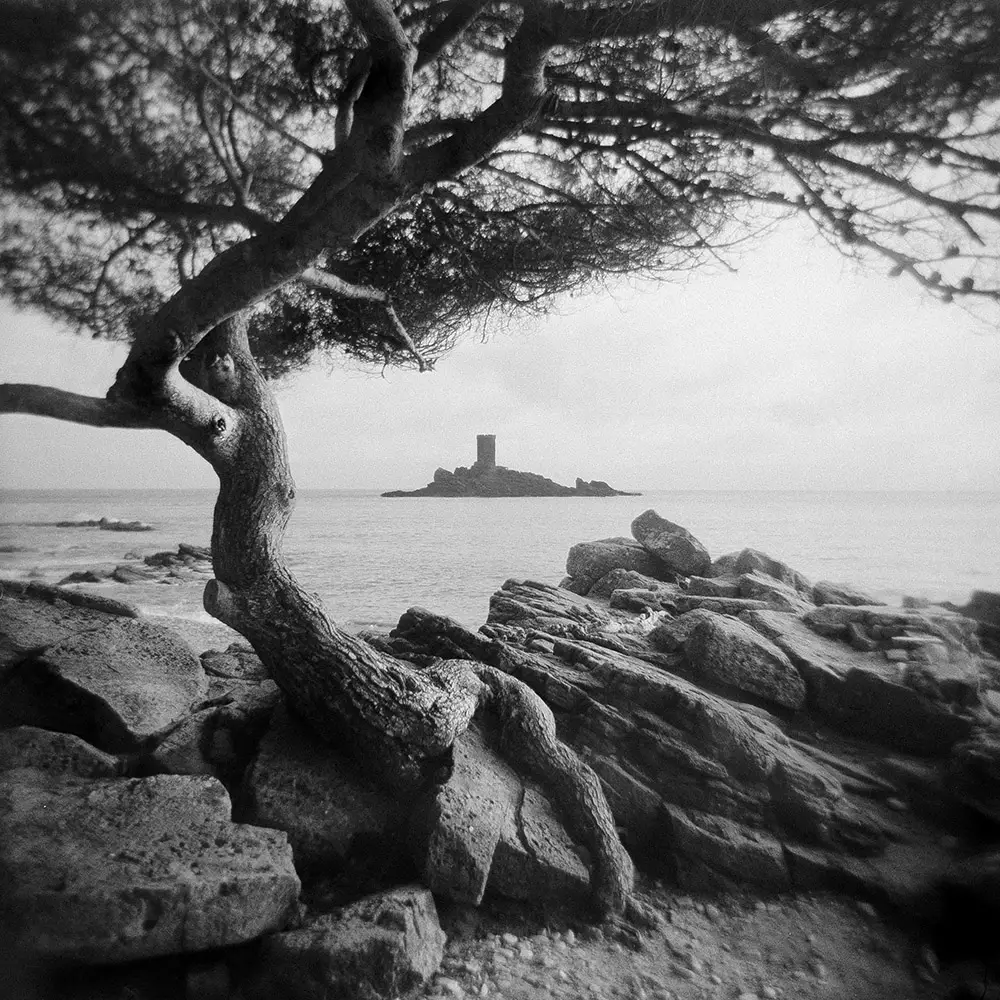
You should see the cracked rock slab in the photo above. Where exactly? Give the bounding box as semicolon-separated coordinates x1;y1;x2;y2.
742;609;975;754
245;703;405;873
0;580;138;684
0;768;299;964
685;613;807;710
248;886;445;1000
410;723;589;906
2;615;207;751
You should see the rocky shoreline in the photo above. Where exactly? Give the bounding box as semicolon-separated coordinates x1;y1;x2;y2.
1;512;998;1000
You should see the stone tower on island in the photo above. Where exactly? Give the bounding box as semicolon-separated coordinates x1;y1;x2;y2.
381;432;639;496
476;434;496;470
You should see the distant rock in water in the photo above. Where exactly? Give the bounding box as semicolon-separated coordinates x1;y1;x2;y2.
54;516;154;532
382;434;639;498
57;543;212;587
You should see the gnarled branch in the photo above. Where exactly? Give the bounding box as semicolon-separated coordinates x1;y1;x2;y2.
0;384;152;429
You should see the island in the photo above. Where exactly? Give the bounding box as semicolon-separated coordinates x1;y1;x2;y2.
381;435;641;497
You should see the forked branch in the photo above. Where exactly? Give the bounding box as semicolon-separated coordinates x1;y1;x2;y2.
300;267;435;370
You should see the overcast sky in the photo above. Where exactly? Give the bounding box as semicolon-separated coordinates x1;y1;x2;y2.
1;218;998;492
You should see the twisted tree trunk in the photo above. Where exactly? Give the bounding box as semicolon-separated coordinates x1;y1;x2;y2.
178;314;635;916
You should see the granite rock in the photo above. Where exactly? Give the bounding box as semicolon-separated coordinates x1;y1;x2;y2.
630;509;711;577
0;769;299;964
149;676;280;782
648;609;722;653
410;722;589;907
673;595;771;616
686;576;741;598
201;643;269;682
566;538;668;591
741;609;976;755
684;613;807;709
2;615;208;752
0;580;138;684
247;886;444;1000
384;584;895;897
609;588;667;613
732;549;812;594
245;704;407;874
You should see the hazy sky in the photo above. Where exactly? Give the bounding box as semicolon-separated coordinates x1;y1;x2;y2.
2;219;998;492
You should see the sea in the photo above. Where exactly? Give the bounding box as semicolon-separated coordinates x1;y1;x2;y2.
1;489;998;637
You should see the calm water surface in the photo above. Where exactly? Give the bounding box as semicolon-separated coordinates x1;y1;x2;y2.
1;489;997;631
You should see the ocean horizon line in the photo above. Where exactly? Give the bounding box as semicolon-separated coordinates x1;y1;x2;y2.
2;486;998;497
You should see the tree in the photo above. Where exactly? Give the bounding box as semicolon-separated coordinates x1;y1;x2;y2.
2;0;999;919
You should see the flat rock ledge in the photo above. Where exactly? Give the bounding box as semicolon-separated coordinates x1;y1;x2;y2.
0;768;300;964
1;584;208;751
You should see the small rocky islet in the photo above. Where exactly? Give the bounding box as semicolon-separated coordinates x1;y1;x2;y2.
382;434;640;497
1;511;999;1000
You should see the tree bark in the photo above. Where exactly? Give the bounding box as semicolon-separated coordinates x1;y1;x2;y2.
174;314;636;916
182;317;477;790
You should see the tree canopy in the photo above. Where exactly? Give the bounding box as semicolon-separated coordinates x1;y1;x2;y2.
2;0;999;376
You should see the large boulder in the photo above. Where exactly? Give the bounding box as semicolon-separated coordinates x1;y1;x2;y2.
684;614;806;710
246;886;445;1000
244;704;407;873
0;769;299;964
565;537;667;590
489;578;612;631
410;723;519;905
2;615;208;752
630;510;711;577
489;780;591;903
0;581;138;682
410;723;590;907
